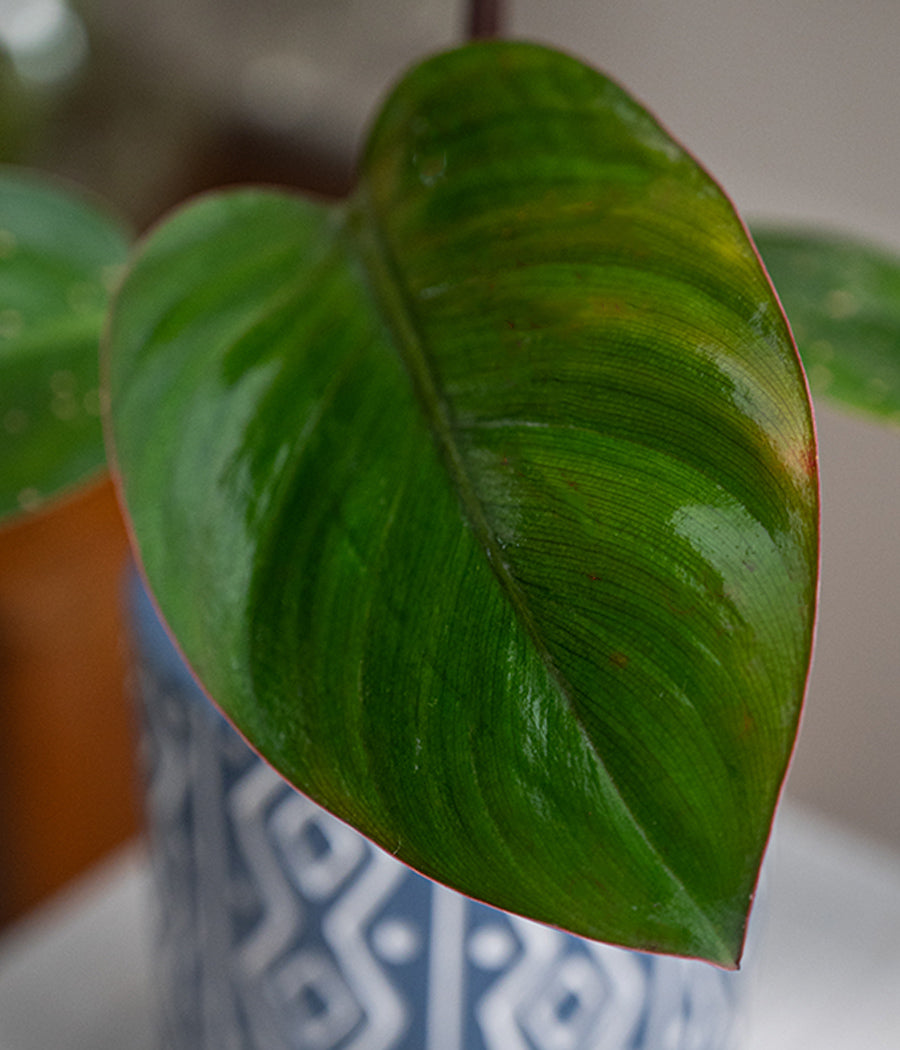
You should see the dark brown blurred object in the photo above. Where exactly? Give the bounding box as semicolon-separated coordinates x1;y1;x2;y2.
468;0;503;38
0;478;140;929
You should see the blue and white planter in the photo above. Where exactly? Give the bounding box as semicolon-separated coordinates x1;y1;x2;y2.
130;578;745;1050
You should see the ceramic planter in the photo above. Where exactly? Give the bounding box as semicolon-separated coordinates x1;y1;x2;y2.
129;576;745;1049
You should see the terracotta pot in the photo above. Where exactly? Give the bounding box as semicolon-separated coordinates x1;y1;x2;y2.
0;479;140;926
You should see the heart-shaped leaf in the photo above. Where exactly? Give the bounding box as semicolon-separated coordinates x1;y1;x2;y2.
0;168;129;521
107;42;818;966
754;227;900;422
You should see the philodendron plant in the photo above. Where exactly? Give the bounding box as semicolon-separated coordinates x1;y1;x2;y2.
2;41;898;969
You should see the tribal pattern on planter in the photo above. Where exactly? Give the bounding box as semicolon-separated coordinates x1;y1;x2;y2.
132;579;741;1050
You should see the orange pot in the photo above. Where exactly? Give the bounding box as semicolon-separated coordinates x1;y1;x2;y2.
0;477;141;927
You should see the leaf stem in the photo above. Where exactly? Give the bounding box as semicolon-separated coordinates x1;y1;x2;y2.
467;0;504;39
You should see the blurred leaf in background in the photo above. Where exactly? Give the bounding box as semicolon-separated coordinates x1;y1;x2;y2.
755;228;900;425
0;167;129;520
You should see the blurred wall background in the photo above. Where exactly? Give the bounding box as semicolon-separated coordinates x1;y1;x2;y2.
2;0;898;925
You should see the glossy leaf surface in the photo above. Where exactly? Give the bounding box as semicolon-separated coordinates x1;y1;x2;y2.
755;227;900;422
108;42;818;965
0;168;129;521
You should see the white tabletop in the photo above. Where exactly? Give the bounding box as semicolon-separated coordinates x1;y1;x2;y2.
1;802;899;1050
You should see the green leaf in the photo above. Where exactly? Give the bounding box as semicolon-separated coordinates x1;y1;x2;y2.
754;227;900;422
0;168;130;521
107;42;818;965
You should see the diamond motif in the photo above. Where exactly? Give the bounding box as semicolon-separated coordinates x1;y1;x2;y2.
272;949;363;1049
521;950;611;1050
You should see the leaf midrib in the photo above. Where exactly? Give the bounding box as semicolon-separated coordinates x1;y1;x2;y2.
346;186;734;963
